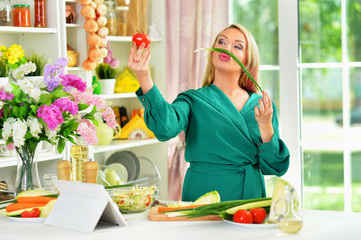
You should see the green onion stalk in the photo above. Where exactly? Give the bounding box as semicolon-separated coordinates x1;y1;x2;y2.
194;48;263;92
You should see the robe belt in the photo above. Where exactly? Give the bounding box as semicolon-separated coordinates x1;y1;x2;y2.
189;162;265;199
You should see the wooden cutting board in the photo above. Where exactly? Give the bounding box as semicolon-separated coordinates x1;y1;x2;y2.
148;207;222;221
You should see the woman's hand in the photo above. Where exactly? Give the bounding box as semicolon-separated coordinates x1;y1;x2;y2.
254;91;274;143
128;42;153;94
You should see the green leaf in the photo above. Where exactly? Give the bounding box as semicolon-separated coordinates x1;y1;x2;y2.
78;104;90;111
3;104;9;118
51;89;68;99
66;136;77;145
19;106;28;119
11;83;21;97
25;130;33;139
39;93;52;106
30;105;38;114
57;138;65;153
12;106;20;118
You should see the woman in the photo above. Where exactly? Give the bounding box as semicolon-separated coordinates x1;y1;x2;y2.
128;24;290;201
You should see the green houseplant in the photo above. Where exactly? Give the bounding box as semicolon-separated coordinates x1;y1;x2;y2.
95;63;120;95
0;59;8;77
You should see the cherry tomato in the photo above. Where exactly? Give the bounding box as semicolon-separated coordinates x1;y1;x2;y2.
233;209;253;224
21;207;41;218
250;207;267;224
21;211;33;218
132;33;151;48
30;208;40;217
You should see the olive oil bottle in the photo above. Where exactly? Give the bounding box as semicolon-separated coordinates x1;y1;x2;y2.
70;145;89;182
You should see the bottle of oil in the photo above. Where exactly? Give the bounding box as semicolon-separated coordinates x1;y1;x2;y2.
275;185;303;234
70;145;89;182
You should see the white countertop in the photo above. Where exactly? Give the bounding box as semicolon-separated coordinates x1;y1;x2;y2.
0;209;360;240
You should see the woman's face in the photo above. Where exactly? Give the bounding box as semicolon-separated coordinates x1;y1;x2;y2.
212;28;247;72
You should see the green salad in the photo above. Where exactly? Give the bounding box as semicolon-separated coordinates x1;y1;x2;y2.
111;185;157;213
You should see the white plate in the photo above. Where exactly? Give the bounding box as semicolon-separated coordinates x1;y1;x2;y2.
107;163;128;183
6;216;46;223
223;219;277;229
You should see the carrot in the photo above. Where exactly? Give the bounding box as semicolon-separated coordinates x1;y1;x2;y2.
158;204;207;213
5;203;46;212
17;196;57;204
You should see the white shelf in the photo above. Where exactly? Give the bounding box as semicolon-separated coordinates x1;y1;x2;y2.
107;36;162;42
100;93;137;99
66;24;83;28
65;0;77;2
0;26;58;34
67;67;85;71
0;152;63;168
93;138;160;153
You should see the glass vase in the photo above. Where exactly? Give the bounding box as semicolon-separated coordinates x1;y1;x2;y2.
14;142;42;195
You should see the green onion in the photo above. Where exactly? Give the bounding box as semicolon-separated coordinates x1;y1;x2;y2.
194;48;263;92
163;197;271;218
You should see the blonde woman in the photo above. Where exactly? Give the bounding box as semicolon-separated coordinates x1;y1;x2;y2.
128;24;290;201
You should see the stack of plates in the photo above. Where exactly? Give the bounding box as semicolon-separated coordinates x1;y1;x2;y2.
106;151;140;181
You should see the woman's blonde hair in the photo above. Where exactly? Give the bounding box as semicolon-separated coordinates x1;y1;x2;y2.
201;24;260;93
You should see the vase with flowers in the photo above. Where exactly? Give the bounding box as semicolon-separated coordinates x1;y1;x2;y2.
0;53;117;194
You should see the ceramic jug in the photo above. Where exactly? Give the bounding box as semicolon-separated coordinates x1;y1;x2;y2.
95;120;121;145
67;50;78;67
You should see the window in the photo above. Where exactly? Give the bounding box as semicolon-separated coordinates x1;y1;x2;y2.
231;0;361;212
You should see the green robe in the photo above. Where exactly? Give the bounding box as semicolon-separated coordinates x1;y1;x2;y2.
136;84;289;201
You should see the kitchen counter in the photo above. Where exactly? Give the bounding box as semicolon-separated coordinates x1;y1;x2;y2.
0;209;360;240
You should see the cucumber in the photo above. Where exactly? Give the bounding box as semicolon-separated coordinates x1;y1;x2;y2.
15;190;51;199
5;207;44;217
225;199;272;215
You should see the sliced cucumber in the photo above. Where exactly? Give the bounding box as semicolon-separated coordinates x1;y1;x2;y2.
15;190;51;199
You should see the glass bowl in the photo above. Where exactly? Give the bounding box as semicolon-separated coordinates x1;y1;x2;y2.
109;185;158;213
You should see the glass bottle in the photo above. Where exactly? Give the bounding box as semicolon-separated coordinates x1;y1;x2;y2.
274;185;303;234
104;0;117;36
12;4;31;27
34;0;46;27
0;0;11;26
70;144;89;182
116;6;128;36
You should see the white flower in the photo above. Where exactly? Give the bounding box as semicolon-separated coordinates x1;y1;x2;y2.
32;77;46;89
4;83;13;92
0;101;4;110
12;62;36;80
45;127;57;142
26;117;42;138
12;119;27;148
2;117;16;140
18;78;42;102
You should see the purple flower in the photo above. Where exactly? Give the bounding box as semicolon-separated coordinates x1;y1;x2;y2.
37;105;64;130
53;97;78;115
43;58;69;92
0;90;14;101
60;74;87;93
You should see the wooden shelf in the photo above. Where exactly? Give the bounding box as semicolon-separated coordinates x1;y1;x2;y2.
0;26;57;34
0;152;63;168
93;139;160;153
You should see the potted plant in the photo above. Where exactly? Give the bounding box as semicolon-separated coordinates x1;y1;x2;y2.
95;63;120;95
0;59;8;85
25;53;48;77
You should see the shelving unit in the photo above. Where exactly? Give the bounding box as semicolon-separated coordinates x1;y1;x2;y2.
0;0;168;199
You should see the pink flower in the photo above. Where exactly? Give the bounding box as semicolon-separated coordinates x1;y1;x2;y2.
6;143;14;151
77;119;98;145
53;98;78;115
60;74;87;93
37;105;64;130
0;90;14;101
71;87;106;110
102;107;117;128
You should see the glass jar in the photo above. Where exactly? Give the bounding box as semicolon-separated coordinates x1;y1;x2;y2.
104;0;117;36
0;0;11;26
34;0;46;27
116;6;128;36
12;4;31;27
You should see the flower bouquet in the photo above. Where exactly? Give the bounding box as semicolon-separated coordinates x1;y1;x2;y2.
0;55;117;193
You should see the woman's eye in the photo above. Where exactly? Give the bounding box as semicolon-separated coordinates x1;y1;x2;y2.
218;39;226;45
234;45;243;50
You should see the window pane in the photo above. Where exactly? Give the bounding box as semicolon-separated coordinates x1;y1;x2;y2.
259;70;280;113
350;67;361;140
231;0;278;65
301;68;343;141
347;0;361;62
299;0;342;63
303;150;344;211
351;151;361;212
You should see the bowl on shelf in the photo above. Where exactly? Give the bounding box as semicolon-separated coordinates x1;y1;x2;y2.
108;185;158;213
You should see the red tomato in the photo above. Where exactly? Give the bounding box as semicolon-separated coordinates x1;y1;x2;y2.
233;209;253;224
21;207;41;218
21;211;33;218
132;33;151;48
250;207;267;224
30;208;40;217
